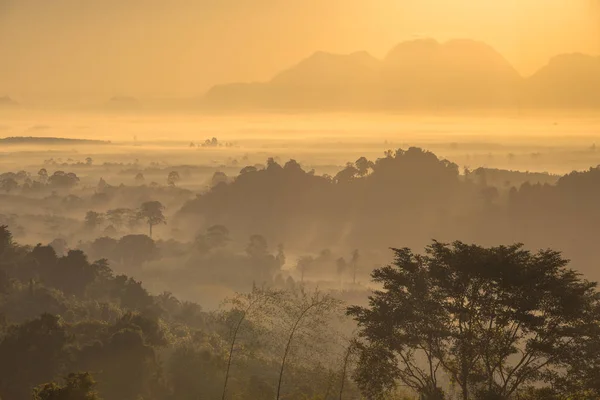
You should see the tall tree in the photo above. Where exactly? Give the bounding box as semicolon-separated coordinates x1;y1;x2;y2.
350;249;360;285
84;211;104;231
138;201;166;238
275;288;342;400
167;171;181;187
348;241;600;400
220;286;282;400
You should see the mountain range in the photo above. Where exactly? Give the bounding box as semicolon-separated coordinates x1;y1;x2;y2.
204;38;600;110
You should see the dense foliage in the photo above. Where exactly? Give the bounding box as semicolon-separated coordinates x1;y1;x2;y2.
348;242;600;400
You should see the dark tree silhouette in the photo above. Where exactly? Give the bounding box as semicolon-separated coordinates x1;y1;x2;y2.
116;234;158;266
348;242;600;400
134;172;145;184
48;171;79;189
167;171;181;187
84;211;104;231
138;201;166;238
0;177;18;193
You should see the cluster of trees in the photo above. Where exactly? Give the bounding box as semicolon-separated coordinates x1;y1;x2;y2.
177;147;600;281
350;242;600;399
85;200;166;238
3;220;600;399
0;169;80;193
0;225;360;400
189;137;234;148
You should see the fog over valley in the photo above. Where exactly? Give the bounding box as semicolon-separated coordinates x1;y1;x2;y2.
2;2;600;399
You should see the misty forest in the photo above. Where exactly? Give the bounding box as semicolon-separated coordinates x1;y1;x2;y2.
3;2;600;399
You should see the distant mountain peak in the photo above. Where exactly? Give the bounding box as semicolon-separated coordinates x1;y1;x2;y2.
203;38;600;110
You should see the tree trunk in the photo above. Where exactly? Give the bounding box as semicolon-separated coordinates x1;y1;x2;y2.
222;312;246;400
276;304;318;400
339;342;353;400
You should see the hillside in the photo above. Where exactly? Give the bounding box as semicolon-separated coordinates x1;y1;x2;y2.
525;53;600;107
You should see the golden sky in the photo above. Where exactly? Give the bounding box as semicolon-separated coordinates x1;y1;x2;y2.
0;0;598;101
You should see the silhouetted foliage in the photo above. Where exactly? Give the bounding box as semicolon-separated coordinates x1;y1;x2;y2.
348;242;600;399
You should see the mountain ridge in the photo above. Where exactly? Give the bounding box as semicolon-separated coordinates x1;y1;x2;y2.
204;38;600;110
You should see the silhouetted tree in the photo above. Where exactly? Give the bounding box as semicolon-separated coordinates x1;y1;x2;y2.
275;289;341;400
212;171;228;187
221;287;282;400
348;242;600;400
134;172;145;184
0;177;18;193
48;171;79;189
38;168;48;184
350;249;360;284
355;157;374;177
116;234;158;266
138;201;166;238
296;256;313;283
334;163;359;183
167;171;181;187
84;211;104;231
105;208;138;231
336;257;347;286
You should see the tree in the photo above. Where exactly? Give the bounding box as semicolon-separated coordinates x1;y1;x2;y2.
348;242;600;400
276;244;286;268
334;163;359;184
350;249;360;285
355;157;374;177
296;256;313;283
134;172;145;184
338;338;358;400
97;178;108;192
0;225;13;255
84;211;104;231
116;234;158;267
105;208;138;231
0;177;18;193
48;171;79;189
220;287;282;400
38;168;48;184
275;288;342;400
246;234;269;259
167;171;180;187
33;372;101;400
0;314;72;400
240;166;258;175
85;157;93;166
211;171;228;187
138;201;166;238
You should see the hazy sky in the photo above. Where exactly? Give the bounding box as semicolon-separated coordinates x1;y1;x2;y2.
0;0;598;101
